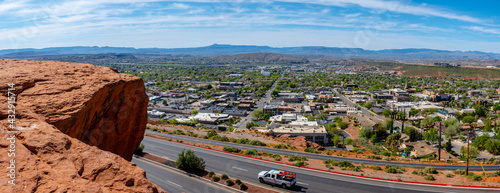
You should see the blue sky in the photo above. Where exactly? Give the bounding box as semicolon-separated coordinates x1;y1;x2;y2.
1;0;500;52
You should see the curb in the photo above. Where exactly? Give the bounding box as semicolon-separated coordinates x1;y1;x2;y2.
146;135;500;190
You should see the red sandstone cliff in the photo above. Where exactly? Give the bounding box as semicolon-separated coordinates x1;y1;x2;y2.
0;59;164;192
0;59;148;161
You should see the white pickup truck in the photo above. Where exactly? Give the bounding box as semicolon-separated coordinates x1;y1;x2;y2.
258;170;296;189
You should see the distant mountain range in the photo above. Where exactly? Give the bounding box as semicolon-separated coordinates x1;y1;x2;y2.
2;44;500;63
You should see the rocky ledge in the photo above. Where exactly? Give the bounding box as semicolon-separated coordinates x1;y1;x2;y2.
0;59;165;192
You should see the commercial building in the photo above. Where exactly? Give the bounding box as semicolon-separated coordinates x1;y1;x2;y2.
264;104;279;116
272;122;328;144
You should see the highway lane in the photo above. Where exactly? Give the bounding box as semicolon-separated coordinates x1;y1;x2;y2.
141;136;499;193
132;156;234;193
145;130;500;171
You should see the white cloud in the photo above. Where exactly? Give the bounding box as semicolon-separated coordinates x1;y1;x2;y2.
277;0;484;23
465;26;500;35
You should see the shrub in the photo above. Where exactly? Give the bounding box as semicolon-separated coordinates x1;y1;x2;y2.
337;161;354;168
176;149;206;172
208;171;215;177
446;173;452;178
305;147;318;153
472;175;482;181
249;140;267;146
229;138;238;143
294;161;308;167
239;183;248;190
212;176;220;182
351;166;362;172
372;166;382;170
412;170;425;176
273;154;282;161
454;169;466;175
244;149;259;156
207;129;218;138
225;179;234;186
385;165;405;174
290;146;297;150
235;179;242;185
288;154;307;162
424;167;437;174
236;138;249;144
367;155;381;160
273;144;288;149
218;174;227;181
134;143;145;155
382;151;391;157
223;146;241;153
424;175;435;181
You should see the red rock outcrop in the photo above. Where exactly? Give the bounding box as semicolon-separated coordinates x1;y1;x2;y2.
0;59;163;192
0;59;148;161
276;134;325;150
0;119;164;192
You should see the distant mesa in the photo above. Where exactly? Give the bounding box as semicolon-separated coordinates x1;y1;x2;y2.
1;45;499;62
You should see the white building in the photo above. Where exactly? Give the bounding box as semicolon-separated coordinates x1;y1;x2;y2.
272;123;327;144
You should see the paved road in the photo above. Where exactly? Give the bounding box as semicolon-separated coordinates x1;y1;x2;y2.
141;136;499;193
235;71;285;129
145;130;500;171
132;157;233;193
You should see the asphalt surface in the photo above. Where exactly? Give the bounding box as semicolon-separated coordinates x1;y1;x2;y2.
145;130;500;171
132;156;234;193
140;136;500;193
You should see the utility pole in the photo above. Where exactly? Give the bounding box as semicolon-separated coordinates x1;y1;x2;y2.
438;121;442;161
466;131;470;175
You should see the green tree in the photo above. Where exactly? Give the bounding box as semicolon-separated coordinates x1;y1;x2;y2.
332;135;341;146
252;110;264;120
484;139;500;155
462;116;475;124
338;122;349;130
191;110;199;115
404;146;412;156
443;139;452;153
409;108;420;117
386;133;402;152
316;113;328;120
460;145;479;159
403;126;422;142
134;143;145;155
421;116;436;129
176;149;206;172
423;128;438;144
483;119;492;132
345;138;353;145
382;109;392;117
473;134;490;150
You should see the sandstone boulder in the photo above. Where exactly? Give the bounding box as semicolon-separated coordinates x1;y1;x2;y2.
0;59;148;161
0;59;163;192
0;119;165;192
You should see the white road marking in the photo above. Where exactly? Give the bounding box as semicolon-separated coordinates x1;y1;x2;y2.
296;182;308;185
232;166;248;171
167;180;183;188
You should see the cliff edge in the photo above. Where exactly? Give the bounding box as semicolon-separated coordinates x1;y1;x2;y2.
0;59;164;192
